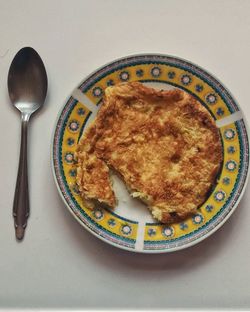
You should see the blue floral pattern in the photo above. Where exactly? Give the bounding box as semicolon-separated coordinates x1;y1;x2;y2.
162;226;174;237
119;71;130;81
205;93;217;104
107;79;114;86
108;218;116;227
148;228;156;236
121;224;132;236
68;120;80;132
151;66;161;78
216;107;224;116
227;146;236;154
180;223;188;230
72;184;80;195
92;86;103;97
205;205;213;212
67;138;75;146
226;160;237;172
214;190;226;202
77;108;85;116
192;214;204;225
136;69;144;77
93;209;104;221
222;177;231;185
224;129;236;140
69;169;77;177
195;84;203;92
181;74;192;85
167;71;175;79
64;152;74;164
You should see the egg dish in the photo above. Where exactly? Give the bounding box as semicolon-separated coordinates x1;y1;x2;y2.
75;82;223;223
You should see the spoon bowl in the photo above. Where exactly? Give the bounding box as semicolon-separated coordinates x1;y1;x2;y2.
8;47;47;114
8;47;48;240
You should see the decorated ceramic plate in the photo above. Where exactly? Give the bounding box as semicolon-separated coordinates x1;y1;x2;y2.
52;54;249;253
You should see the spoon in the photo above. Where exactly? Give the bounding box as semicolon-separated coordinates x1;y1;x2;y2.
8;47;48;240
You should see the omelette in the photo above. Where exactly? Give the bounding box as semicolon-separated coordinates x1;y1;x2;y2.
75;82;223;223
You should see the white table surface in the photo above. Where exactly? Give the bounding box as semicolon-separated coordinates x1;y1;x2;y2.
0;0;250;310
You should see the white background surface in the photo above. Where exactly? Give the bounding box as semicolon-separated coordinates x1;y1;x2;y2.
0;0;250;310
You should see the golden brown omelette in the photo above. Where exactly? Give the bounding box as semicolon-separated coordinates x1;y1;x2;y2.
75;82;223;223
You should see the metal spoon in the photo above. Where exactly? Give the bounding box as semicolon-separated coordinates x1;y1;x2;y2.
8;47;48;240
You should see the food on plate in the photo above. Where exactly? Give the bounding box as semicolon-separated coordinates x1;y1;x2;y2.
75;82;222;223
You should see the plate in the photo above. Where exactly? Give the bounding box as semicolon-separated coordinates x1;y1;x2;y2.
52;54;249;253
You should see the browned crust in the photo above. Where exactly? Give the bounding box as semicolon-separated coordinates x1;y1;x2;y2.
75;82;223;223
75;151;116;209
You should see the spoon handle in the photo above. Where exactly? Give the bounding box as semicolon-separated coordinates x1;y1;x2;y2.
13;114;30;240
